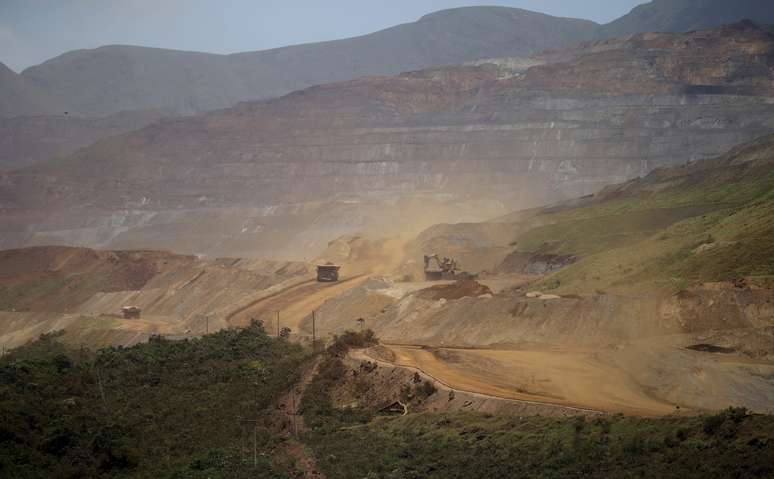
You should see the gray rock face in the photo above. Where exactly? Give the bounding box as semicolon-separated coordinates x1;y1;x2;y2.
1;24;773;258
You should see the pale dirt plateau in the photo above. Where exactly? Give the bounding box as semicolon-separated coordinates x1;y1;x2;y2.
306;275;774;415
1;241;773;416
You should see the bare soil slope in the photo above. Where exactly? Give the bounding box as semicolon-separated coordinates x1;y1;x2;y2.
0;246;311;348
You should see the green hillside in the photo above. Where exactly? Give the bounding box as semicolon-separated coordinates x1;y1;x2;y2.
3;328;774;478
508;134;774;293
0;323;308;478
304;410;774;479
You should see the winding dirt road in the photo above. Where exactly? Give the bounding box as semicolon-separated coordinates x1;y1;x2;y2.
226;236;409;336
367;344;678;416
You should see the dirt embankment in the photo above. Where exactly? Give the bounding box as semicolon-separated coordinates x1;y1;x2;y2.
353;341;774;416
0;246;311;349
366;345;678;416
363;282;774;350
495;252;577;274
312;277;774;415
338;348;604;417
415;280;493;301
0;246;196;312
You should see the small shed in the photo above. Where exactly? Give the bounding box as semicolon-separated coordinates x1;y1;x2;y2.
378;401;408;416
121;306;141;319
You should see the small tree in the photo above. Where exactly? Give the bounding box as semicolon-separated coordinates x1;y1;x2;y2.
279;327;292;339
356;318;365;332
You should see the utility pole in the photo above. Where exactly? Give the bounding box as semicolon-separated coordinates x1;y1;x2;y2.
276;311;280;338
95;367;107;407
291;388;297;437
238;417;260;466
205;315;209;335
238;416;244;463
253;423;257;468
312;310;316;350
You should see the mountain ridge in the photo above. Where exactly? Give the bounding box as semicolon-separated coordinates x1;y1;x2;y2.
600;0;774;38
5;1;773;119
10;6;599;117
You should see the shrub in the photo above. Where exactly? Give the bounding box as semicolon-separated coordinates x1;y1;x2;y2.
703;407;749;435
417;380;437;399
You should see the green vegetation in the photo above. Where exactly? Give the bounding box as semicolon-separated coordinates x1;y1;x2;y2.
300;330;378;432
3;328;774;478
510;143;774;293
0;322;309;478
303;410;774;479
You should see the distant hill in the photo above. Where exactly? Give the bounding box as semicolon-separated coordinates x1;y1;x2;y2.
0;109;169;171
11;7;598;117
5;2;774;119
0;62;57;118
599;0;774;38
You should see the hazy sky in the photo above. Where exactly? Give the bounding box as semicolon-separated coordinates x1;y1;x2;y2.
0;0;645;72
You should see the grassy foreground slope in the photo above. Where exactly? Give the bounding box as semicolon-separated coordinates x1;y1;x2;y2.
2;329;774;478
0;323;308;478
305;411;774;479
507;133;774;293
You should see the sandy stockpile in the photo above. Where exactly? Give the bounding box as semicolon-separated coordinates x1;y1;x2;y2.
378;345;676;416
337;349;604;417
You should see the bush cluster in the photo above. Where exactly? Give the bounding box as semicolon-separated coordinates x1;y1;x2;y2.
0;322;307;478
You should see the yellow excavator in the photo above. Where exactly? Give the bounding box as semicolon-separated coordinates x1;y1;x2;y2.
423;254;461;281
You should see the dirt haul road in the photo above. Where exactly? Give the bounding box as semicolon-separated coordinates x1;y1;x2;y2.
225;237;410;335
225;275;371;334
377;344;678;416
